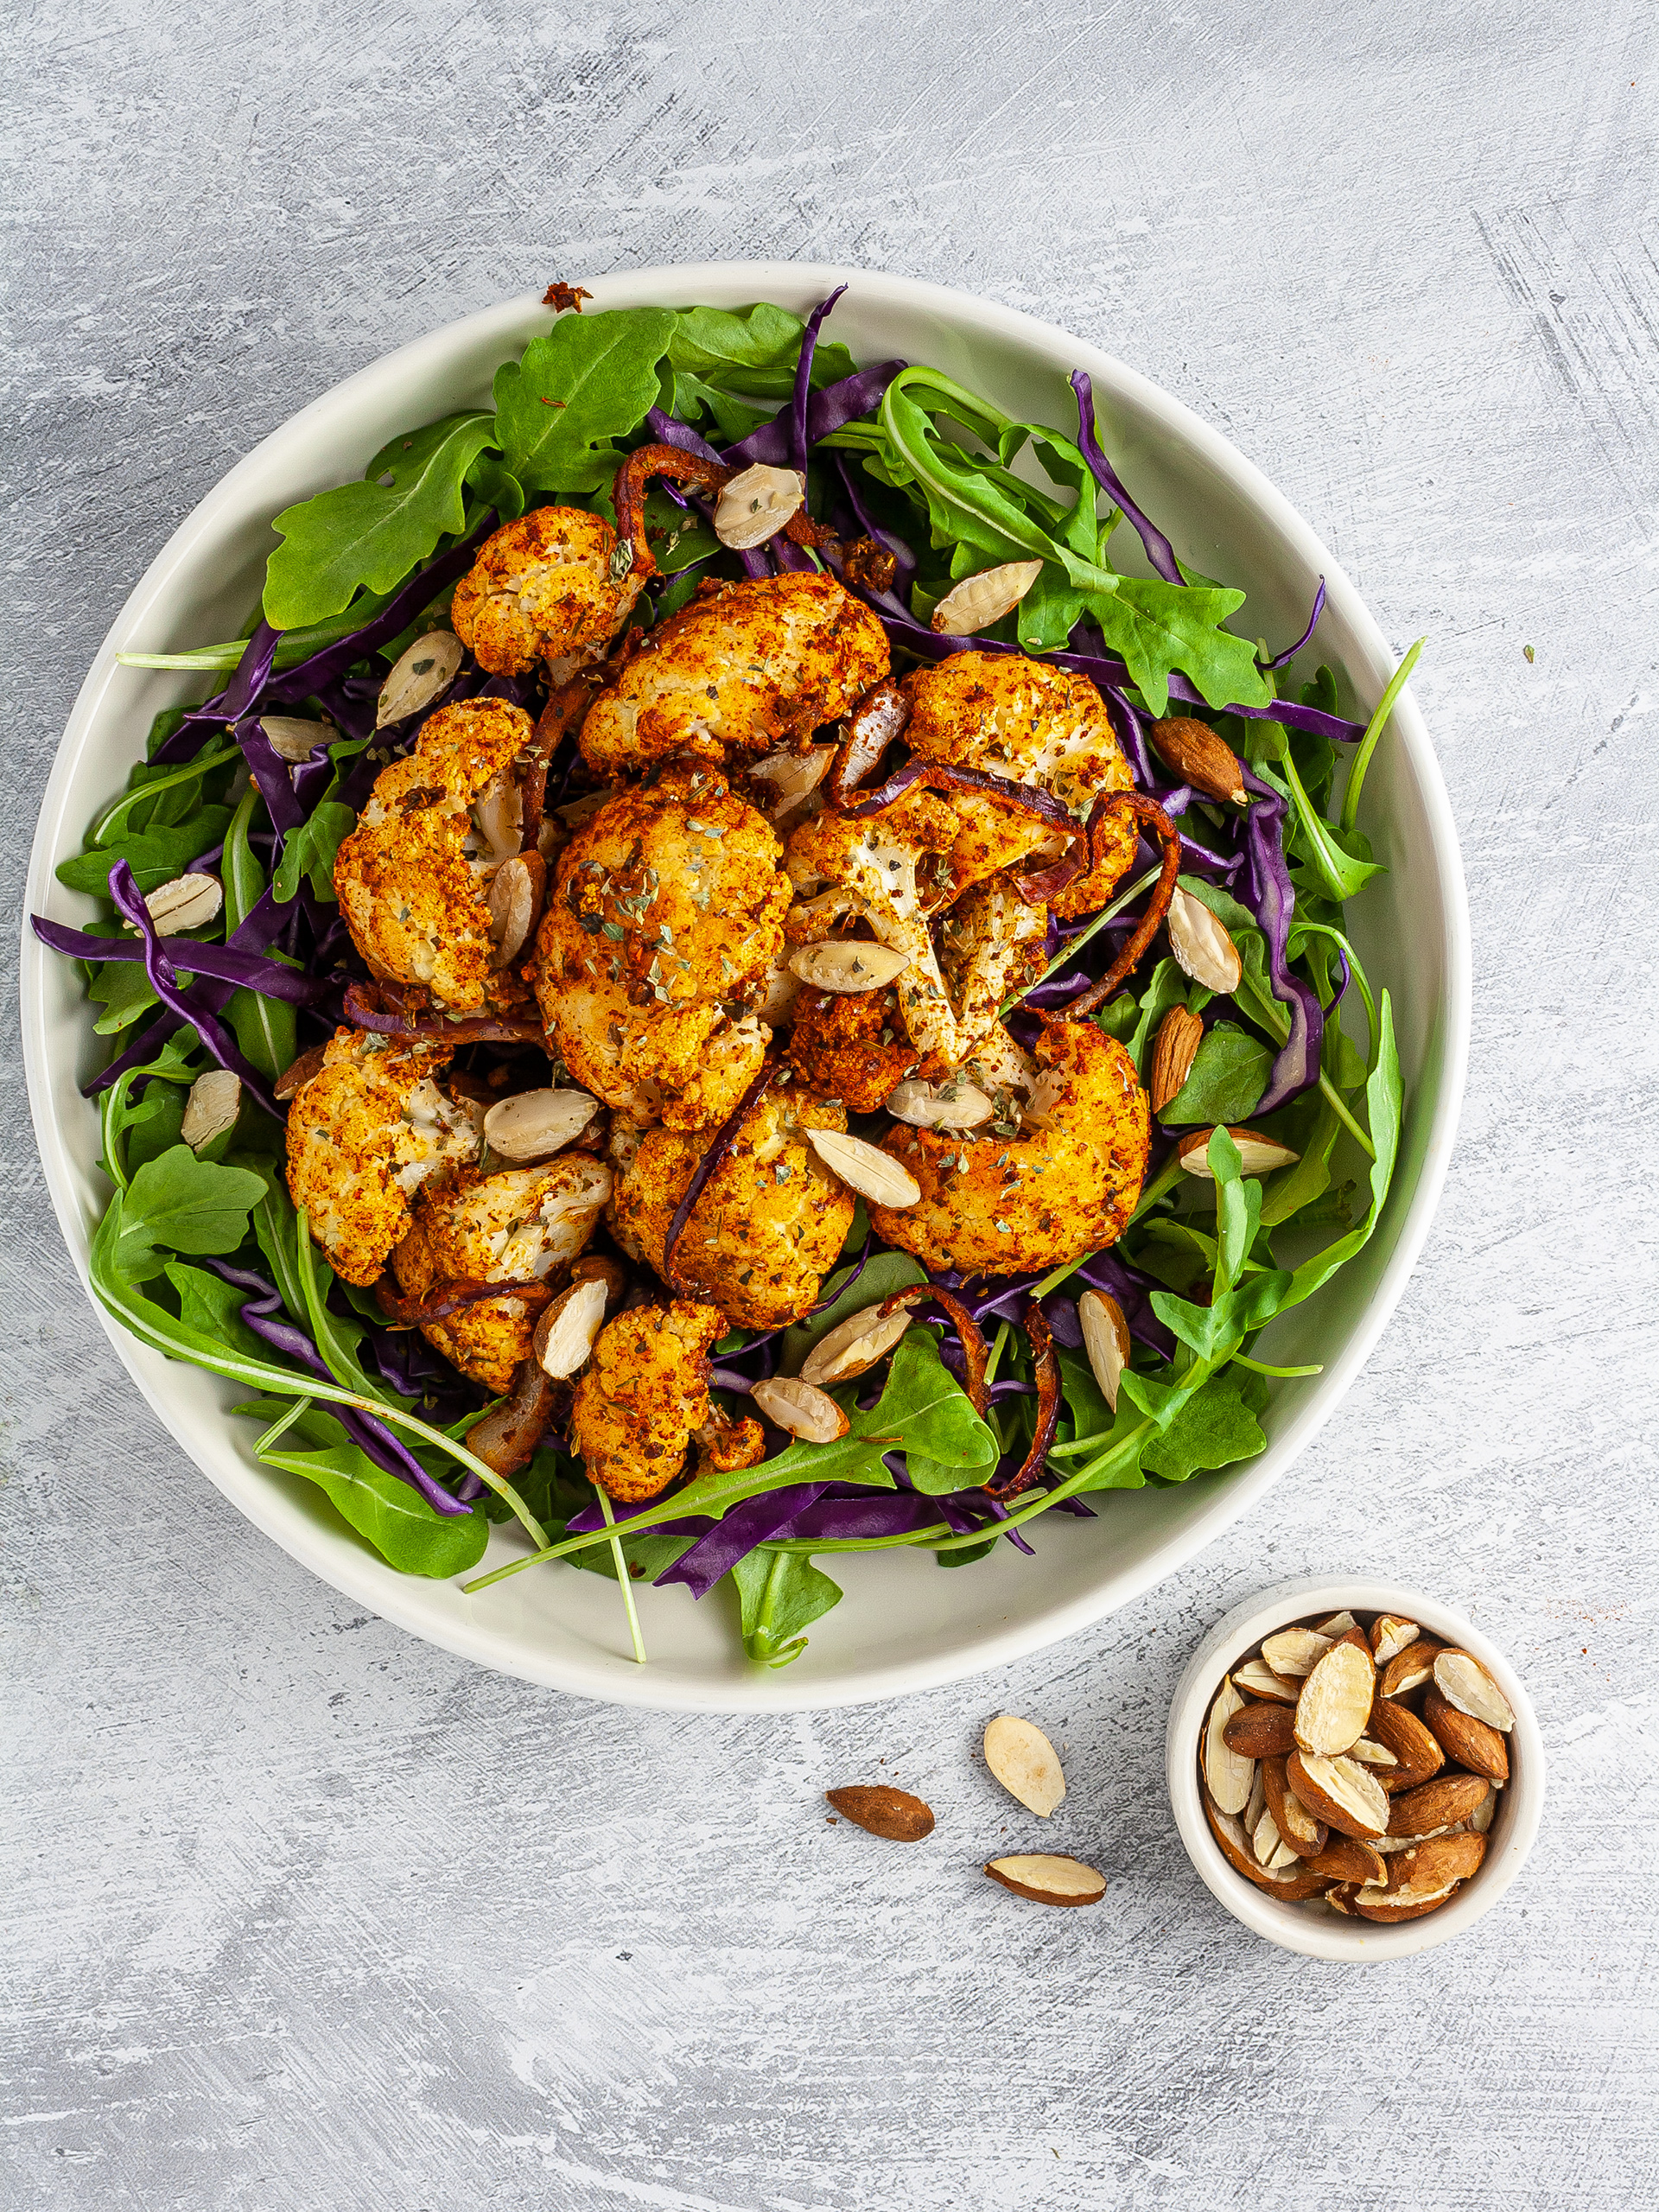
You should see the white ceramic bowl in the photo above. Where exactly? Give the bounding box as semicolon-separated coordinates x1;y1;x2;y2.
21;262;1471;1711
1166;1576;1544;1960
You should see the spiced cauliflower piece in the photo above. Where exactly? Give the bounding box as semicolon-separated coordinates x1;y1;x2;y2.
333;698;540;1013
388;1157;613;1393
786;982;920;1111
534;760;791;1130
283;1028;480;1287
569;1299;728;1503
612;1082;855;1329
867;1020;1149;1274
902;652;1137;915
577;571;888;780
785;797;1043;1072
450;506;643;679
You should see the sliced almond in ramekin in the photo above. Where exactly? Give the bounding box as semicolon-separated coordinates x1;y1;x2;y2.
1294;1637;1376;1758
1260;1625;1332;1679
1232;1658;1300;1703
1432;1649;1516;1732
1370;1613;1420;1668
1422;1685;1510;1782
1380;1638;1443;1699
1364;1697;1445;1792
1285;1750;1389;1840
1385;1772;1491;1839
1203;1679;1255;1815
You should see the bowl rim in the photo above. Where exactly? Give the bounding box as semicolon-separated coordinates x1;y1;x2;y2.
1165;1574;1545;1961
19;259;1473;1710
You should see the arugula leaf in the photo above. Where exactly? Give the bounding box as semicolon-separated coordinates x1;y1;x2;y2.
1160;1022;1270;1125
90;959;162;1036
272;800;354;905
1152;1269;1294;1366
493;309;675;493
465;449;526;524
1208;1126;1262;1296
731;1549;843;1666
1258;1096;1340;1228
164;1261;273;1363
666;302;817;374
57;813;232;898
251;1171;308;1324
259;1439;487;1577
223;787;298;1079
264;413;499;629
1279;992;1403;1309
1131;1365;1268;1482
1090;574;1268;718
112;1147;269;1281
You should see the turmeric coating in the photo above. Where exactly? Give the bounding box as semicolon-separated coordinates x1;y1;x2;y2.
569;1300;728;1503
450;506;642;678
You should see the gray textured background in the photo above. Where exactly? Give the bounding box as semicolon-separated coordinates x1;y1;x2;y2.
5;2;1657;2206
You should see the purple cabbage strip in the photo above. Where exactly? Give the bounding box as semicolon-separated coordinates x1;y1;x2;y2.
103;861;282;1117
1039;1294;1083;1350
723;359;907;470
1070;372;1181;584
262;528;491;708
32;914;336;1006
642;406;771;580
1101;682;1157;786
1155;785;1244;880
238;717;306;835
153;622;282;763
1240;767;1324;1114
788;285;847;474
1264;577;1327;671
1323;947;1351;1014
654;1484;834;1598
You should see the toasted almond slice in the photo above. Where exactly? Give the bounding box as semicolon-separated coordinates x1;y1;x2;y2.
715;463;806;549
750;1376;850;1444
180;1068;242;1151
1260;1626;1333;1679
1323;1882;1361;1915
798;1300;916;1388
984;1853;1105;1906
1422;1685;1510;1782
983;1714;1065;1818
484;1087;599;1161
1304;1835;1388;1886
1370;1613;1420;1668
1433;1649;1516;1732
1243;1764;1268;1835
1294;1638;1376;1758
1203;1679;1255;1815
145;871;224;936
1177;1125;1300;1178
788;939;912;993
1077;1290;1130;1413
259;715;330;761
931;559;1046;637
1352;1884;1463;1923
1251;1807;1283;1866
806;1128;920;1208
1470;1787;1497;1834
1386;1772;1491;1838
1201;1797;1332;1902
1166;885;1243;992
1364;1697;1445;1791
1232;1658;1300;1703
1347;1738;1398;1767
885;1077;995;1131
1284;1751;1389;1840
532;1277;609;1379
1262;1755;1327;1857
1314;1611;1358;1637
1380;1637;1443;1699
1224;1701;1298;1759
1385;1830;1487;1901
377;629;462;727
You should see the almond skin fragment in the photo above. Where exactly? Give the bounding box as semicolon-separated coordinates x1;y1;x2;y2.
1422;1685;1510;1782
1285;1750;1389;1840
1262;1755;1328;1857
1223;1702;1299;1759
984;1853;1105;1905
824;1785;934;1841
1201;1797;1332;1901
1380;1638;1443;1699
982;1714;1065;1817
1294;1638;1376;1758
1305;1835;1388;1886
1433;1649;1516;1732
1364;1697;1445;1792
1386;1772;1491;1839
1203;1680;1255;1815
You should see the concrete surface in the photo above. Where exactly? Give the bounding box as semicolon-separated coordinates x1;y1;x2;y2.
4;2;1657;2206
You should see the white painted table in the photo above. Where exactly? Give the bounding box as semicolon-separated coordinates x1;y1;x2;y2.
5;4;1656;2203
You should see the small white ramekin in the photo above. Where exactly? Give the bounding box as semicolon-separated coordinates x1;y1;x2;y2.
1166;1575;1545;1961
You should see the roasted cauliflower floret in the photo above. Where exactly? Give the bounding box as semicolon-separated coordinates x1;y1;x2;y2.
612;1082;855;1329
785;796;1043;1072
388;1157;613;1393
283;1029;480;1287
786;982;920;1112
450;506;643;679
570;1300;728;1503
902;652;1137;914
334;699;541;1013
534;760;791;1130
577;572;889;779
868;1020;1149;1274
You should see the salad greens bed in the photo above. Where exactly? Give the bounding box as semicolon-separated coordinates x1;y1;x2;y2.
35;284;1418;1669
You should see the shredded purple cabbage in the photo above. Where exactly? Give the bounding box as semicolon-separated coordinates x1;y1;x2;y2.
1240;767;1323;1114
32;912;336;1007
1070;372;1181;584
1264;577;1327;671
